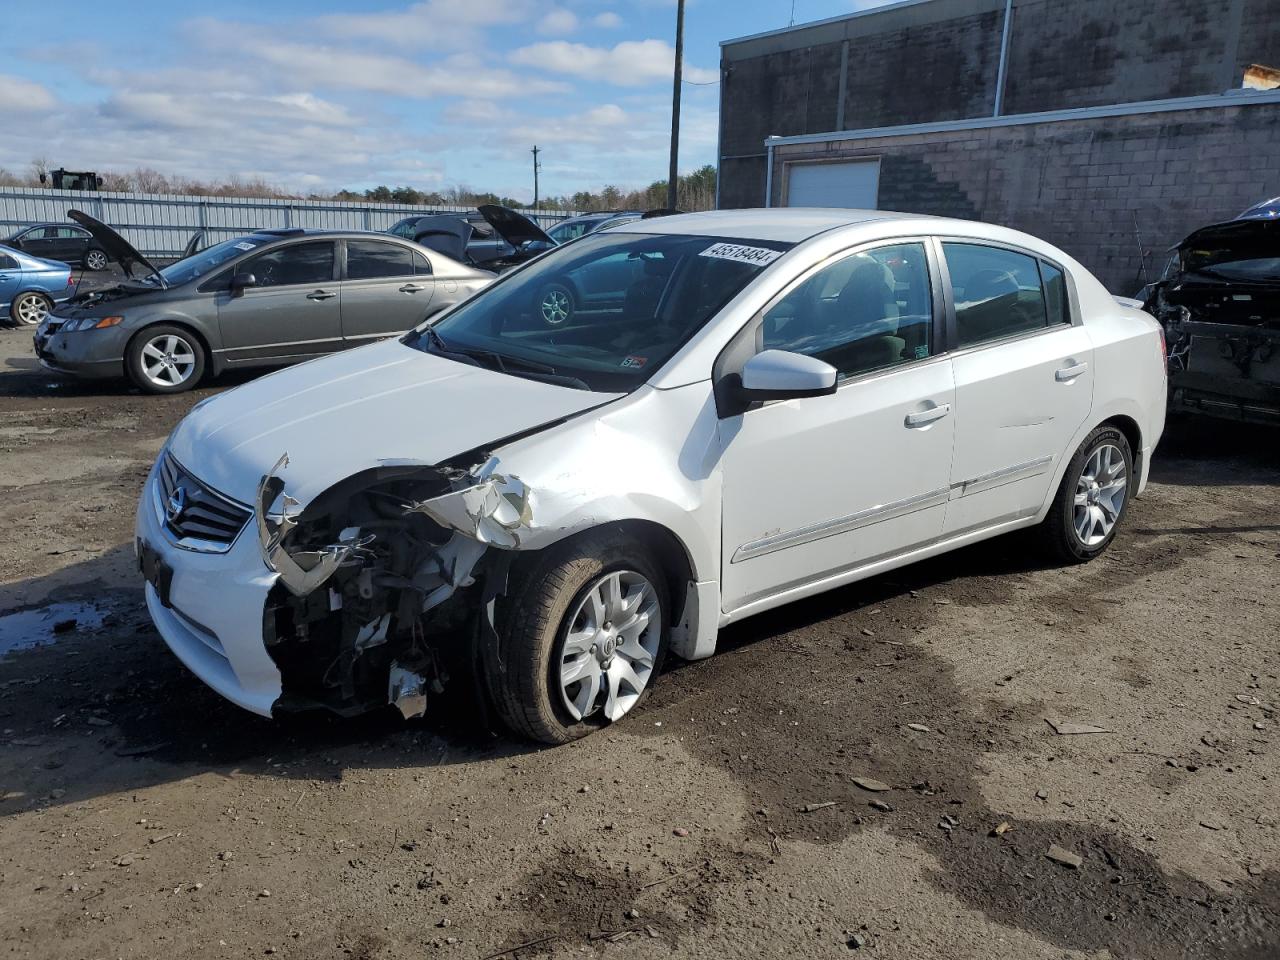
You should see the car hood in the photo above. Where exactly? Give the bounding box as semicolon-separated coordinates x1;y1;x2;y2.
1173;216;1278;252
167;338;621;506
478;204;554;248
67;209;165;287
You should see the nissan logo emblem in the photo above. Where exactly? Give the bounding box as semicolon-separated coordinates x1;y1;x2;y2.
166;485;188;523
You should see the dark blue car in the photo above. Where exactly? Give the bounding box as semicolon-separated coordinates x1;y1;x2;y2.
0;244;74;326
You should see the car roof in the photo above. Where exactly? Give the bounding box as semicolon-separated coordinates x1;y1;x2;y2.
241;228;426;241
615;208;940;243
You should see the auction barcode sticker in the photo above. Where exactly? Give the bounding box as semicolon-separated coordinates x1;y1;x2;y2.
699;242;783;266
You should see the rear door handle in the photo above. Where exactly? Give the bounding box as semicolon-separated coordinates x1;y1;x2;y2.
1055;361;1088;381
398;283;426;293
904;403;951;428
306;289;337;301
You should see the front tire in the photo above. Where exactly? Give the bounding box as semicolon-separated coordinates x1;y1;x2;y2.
1038;425;1133;563
125;325;206;394
486;530;669;744
10;291;53;326
84;248;109;271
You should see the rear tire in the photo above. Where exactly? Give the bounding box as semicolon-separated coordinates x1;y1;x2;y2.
485;530;669;744
535;282;575;327
1038;425;1133;563
10;291;53;326
84;248;109;271
125;325;206;394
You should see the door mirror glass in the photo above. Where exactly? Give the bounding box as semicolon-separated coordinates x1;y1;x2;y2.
738;349;837;402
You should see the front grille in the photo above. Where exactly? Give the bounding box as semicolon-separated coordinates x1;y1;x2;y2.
156;453;252;550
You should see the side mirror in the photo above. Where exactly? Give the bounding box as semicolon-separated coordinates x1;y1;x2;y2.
231;272;257;294
737;349;838;403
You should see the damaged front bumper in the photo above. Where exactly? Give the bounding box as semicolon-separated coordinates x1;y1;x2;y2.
248;452;532;719
1164;317;1280;425
140;450;536;720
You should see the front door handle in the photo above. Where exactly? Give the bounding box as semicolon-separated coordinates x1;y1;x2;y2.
306;289;337;301
398;283;426;293
1055;361;1088;381
904;403;951;428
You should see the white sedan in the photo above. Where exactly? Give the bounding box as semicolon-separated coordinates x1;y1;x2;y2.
135;209;1166;743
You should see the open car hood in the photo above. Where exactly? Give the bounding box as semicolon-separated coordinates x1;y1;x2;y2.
1174;216;1279;252
410;216;474;263
68;209;165;287
478;204;554;248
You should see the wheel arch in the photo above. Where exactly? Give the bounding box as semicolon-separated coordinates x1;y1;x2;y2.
509;517;695;625
1035;408;1147;523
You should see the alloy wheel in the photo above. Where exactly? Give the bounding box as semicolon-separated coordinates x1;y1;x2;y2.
559;570;661;723
1073;443;1127;547
141;333;197;388
539;288;571;326
85;250;109;271
14;293;51;326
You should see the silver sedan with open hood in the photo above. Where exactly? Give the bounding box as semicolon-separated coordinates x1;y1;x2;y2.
34;210;493;393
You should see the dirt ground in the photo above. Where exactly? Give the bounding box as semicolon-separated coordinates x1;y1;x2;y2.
0;326;1276;960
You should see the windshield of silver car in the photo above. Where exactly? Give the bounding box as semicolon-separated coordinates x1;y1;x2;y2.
159;237;265;286
407;231;793;391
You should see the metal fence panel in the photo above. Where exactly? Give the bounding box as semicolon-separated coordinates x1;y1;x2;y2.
0;187;574;258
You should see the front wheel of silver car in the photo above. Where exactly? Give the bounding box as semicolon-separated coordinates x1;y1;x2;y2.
84;248;109;271
125;325;206;394
486;531;669;744
1038;425;1133;563
10;291;53;326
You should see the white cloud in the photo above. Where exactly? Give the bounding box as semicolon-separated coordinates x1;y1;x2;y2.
0;74;57;113
537;7;579;35
315;0;534;48
593;12;623;29
509;39;717;86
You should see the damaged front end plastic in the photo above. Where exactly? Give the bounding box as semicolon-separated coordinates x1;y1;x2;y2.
254;452;532;719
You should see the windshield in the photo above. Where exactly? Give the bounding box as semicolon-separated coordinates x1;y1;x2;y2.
406;231;793;392
159;236;266;286
1183;242;1280;283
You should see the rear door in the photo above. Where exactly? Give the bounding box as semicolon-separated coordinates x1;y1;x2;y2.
0;251;18;304
213;240;342;364
55;226;91;263
340;239;435;343
939;240;1093;535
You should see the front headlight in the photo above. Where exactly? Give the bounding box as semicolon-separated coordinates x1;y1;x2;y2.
62;315;123;332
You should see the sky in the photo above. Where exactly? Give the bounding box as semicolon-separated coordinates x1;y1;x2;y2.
0;0;891;201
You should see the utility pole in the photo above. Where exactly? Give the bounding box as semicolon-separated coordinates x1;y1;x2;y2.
666;0;685;210
531;144;541;210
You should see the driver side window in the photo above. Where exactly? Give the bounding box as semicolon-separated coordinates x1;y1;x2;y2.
762;242;933;378
242;242;335;288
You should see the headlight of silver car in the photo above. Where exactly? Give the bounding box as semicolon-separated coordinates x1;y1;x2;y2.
62;315;124;332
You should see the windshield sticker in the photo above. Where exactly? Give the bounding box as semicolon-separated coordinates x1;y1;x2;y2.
620;355;648;369
234;241;257;251
699;242;783;267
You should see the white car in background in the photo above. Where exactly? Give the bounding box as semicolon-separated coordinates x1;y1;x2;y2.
135;209;1166;744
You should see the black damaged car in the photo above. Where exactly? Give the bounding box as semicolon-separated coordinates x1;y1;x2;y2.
1143;209;1280;425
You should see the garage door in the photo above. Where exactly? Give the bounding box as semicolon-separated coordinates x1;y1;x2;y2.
785;160;880;209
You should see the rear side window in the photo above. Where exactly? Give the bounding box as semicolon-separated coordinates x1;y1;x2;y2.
347;240;414;280
413;250;433;275
943;243;1051;347
1040;261;1070;326
0;253;17;270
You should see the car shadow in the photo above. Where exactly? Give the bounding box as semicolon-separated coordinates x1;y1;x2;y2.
1151;416;1280;484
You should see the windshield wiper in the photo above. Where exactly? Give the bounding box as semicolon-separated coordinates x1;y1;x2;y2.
423;325;451;353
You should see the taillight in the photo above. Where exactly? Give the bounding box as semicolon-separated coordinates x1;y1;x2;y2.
1156;326;1167;373
66;275;75;287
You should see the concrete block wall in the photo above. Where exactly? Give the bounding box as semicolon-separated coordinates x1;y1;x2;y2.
769;101;1280;294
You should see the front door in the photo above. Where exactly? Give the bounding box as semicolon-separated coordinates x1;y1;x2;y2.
718;240;956;613
214;240;342;364
938;241;1094;534
340;239;436;343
